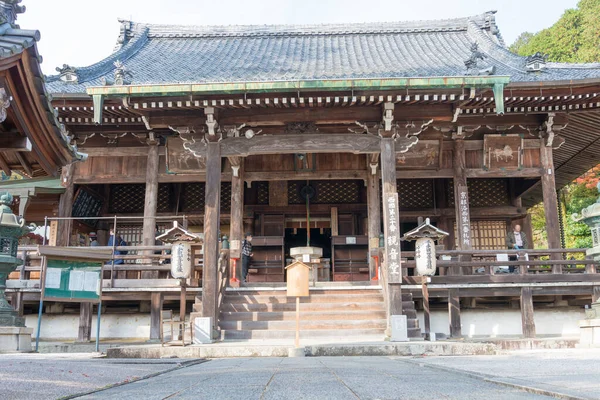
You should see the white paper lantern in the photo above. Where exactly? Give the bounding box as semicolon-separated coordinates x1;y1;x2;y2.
415;237;436;276
171;242;192;279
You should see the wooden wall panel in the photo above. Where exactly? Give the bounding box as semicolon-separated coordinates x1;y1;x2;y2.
245;154;295;172
441;150;453;169
522;149;541;168
465;150;483;169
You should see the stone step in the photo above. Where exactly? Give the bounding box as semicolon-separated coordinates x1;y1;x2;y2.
224;293;384;304
219;319;388;331
222;328;386;340
220;301;386;313
220;310;387;322
227;288;384;296
408;327;422;338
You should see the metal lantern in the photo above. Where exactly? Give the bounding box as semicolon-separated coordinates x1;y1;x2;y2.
0;192;29;327
401;218;449;277
156;222;202;280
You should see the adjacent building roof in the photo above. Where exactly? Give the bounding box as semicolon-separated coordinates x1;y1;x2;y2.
45;11;600;94
0;0;84;176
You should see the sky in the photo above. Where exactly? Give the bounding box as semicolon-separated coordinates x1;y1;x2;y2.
18;0;579;76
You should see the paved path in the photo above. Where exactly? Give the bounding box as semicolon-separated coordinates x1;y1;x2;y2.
1;350;599;399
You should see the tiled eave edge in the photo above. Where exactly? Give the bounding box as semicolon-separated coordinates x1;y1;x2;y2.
85;76;511;124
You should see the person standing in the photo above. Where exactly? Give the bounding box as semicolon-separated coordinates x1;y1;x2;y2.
89;232;99;247
506;224;529;273
107;228;126;265
241;233;253;283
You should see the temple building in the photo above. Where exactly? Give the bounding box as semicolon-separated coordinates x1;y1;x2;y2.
5;10;600;342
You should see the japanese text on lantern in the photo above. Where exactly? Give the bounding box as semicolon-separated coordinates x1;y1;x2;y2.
459;190;471;247
385;193;402;282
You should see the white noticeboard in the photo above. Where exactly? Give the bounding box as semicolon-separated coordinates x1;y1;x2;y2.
44;268;61;289
68;270;85;291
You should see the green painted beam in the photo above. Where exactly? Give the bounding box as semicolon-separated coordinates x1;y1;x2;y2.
88;76;510;123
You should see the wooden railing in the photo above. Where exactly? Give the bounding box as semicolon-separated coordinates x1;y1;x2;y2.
8;246;599;292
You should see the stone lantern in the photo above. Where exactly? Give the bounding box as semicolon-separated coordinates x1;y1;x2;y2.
574;182;600;346
401;218;449;276
0;193;33;352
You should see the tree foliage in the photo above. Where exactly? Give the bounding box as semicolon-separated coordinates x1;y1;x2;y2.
509;0;600;62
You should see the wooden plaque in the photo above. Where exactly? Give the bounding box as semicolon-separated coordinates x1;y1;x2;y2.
483;134;523;170
396;140;441;169
166;137;206;174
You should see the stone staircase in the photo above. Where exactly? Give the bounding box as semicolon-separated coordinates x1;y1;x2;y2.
218;287;421;340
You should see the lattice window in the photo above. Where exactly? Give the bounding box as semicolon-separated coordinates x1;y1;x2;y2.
288;180;361;204
221;182;232;211
468;179;509;207
447;179;509;207
397;180;434;208
117;225;143;247
157;184;172;213
454;220;507;250
181;183;205;212
109;184;145;213
257;182;269;205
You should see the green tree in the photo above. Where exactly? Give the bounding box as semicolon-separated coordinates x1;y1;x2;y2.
510;0;600;62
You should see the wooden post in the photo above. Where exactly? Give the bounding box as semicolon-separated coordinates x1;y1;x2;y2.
422;280;431;341
180;280;186;341
150;292;162;341
367;155;381;280
77;302;93;342
453;139;472;257
295;296;300;348
229;157;244;282
520;287;536;338
142;143;160;279
540;141;562;273
593;286;600;303
57;163;75;246
381;138;403;316
202;141;221;338
448;289;461;337
331;207;338;237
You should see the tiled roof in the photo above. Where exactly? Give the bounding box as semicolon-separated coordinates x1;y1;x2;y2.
0;5;84;165
45;11;600;94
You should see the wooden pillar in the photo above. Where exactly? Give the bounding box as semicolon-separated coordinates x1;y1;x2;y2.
593;286;600;303
142;143;160;279
77;302;93;342
150;292;163;340
229;157;244;282
57;163;75;246
202;142;221;336
540;142;562;272
367;155;381;280
520;287;536;338
381;138;402;316
448;289;461;337
453;139;472;254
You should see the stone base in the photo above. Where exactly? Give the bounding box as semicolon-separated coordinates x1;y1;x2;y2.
193;317;214;344
579;319;600;348
288;347;305;357
0;326;33;352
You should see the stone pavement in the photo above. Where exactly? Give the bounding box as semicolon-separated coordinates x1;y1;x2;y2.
0;350;599;399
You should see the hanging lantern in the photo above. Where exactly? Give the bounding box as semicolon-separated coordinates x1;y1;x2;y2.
401;218;449;277
156;221;202;280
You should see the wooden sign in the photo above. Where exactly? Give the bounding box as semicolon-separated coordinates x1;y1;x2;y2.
383;193;402;283
166;137;206;174
396;140;441;169
285;261;311;297
483;134;523;170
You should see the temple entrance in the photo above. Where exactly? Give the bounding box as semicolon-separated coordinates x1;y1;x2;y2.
284;227;332;281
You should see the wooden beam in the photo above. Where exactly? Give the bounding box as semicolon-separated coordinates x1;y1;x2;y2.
366;155;381;280
229;156;244;281
0;153;11;176
540;142;563;273
0;134;32;152
150;292;162;340
448;289;461;337
520;287;536;338
77;302;93;342
80;147;166;157
57;164;75;246
202;141;221;339
14;152;33;176
245;170;367;182
142;144;160;279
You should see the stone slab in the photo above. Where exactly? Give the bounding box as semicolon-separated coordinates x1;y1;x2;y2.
0;326;33;352
390;315;408;342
